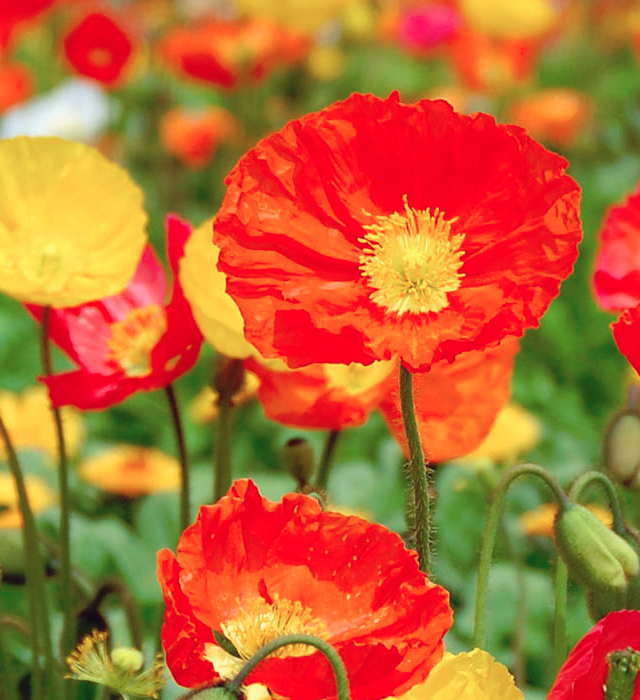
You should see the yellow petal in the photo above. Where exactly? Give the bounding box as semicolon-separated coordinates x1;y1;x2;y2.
180;218;255;359
0;136;147;307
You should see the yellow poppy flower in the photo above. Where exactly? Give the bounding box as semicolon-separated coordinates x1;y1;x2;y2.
77;445;180;498
179;218;254;359
0;136;147;307
0;386;84;462
389;649;523;700
0;472;57;528
459;0;558;40
235;0;358;35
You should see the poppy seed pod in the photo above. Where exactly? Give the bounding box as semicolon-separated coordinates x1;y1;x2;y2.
604;409;640;490
554;503;639;594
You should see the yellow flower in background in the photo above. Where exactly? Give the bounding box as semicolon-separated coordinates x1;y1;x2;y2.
0;136;147;307
189;370;260;424
179;218;254;359
520;502;613;538
235;0;360;35
389;649;523;700
459;0;558;39
462;403;542;463
306;45;345;81
78;446;180;498
0;386;84;462
0;472;57;528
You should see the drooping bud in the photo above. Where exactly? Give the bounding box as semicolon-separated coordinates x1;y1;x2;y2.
187;687;240;700
281;438;316;488
554;503;640;594
604;409;640;490
604;647;640;700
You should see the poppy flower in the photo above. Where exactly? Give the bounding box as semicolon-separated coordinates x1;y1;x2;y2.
26;215;202;410
157;18;308;90
593;182;640;312
387;648;523;700
78;445;181;498
0;386;84;462
246;356;396;430
235;0;358;36
159;106;237;170
506;89;592;150
547;610;640;700
458;0;558;40
0;136;147;308
0;472;56;529
0;0;54;47
62;11;135;86
0;61;33;112
611;306;640;376
213;92;581;373
157;479;452;699
396;3;461;55
379;338;518;462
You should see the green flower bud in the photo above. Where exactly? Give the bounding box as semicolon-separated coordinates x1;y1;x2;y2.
586;586;628;622
554;503;640;593
281;437;316;487
604;409;640;489
189;688;240;700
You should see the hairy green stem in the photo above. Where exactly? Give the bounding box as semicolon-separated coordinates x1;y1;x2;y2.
553;558;568;671
315;430;341;491
165;384;190;532
0;408;46;700
40;306;73;665
399;364;432;574
570;471;626;533
228;634;350;700
473;463;568;649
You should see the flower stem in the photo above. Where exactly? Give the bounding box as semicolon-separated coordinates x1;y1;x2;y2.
214;392;233;503
228;634;350;700
569;471;626;534
89;578;143;650
164;384;190;532
473;463;568;649
399;364;432;574
553;557;568;671
0;408;49;700
40;306;73;662
0;614;20;700
315;430;341;491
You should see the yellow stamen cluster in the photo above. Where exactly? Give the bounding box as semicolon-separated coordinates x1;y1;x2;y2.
204;595;326;680
106;305;167;377
359;196;465;315
66;630;165;699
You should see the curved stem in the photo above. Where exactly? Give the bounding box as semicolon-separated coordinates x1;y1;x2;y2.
89;578;143;650
165;384;190;532
399;364;432;574
0;408;46;700
473;463;568;649
315;430;341;492
570;471;626;534
554;558;568;671
40;306;73;661
227;634;350;700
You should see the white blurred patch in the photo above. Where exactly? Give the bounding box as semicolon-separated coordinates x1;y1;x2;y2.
0;78;116;143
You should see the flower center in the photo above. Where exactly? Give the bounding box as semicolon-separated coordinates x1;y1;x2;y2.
203;595;326;680
358;196;465;315
106;305;167;377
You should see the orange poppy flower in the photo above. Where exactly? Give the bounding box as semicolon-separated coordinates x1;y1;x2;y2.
213;92;581;372
245;356;396;430
593;181;640;312
0;61;32;112
159;106;237;169
157;18;308;90
62;11;135;86
506;89;592;149
157;479;452;699
379;338;518;462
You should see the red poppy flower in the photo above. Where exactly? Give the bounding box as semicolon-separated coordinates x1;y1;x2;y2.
547;610;640;700
213;92;581;372
62;11;135;86
27;215;203;410
593;182;640;312
157;479;452;699
245;356;396;430
380;337;518;462
611;306;640;376
157;18;308;90
0;0;54;47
